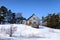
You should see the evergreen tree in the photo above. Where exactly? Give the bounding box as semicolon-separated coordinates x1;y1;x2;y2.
0;16;4;24
11;13;16;24
0;6;8;15
0;6;8;24
46;13;60;29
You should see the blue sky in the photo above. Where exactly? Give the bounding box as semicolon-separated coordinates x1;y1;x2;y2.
0;0;60;19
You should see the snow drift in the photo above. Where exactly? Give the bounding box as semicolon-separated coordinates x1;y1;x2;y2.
12;24;40;38
12;24;60;38
0;24;60;40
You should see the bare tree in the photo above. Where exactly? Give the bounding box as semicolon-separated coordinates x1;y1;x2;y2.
9;25;17;37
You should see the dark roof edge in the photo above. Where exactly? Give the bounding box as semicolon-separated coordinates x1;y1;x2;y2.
26;14;35;21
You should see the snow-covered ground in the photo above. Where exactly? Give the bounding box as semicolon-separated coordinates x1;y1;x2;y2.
0;24;60;40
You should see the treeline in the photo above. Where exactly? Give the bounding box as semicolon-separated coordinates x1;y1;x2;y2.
42;13;60;29
0;6;26;24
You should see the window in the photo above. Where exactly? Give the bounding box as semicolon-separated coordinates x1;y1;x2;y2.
33;22;36;24
33;17;36;20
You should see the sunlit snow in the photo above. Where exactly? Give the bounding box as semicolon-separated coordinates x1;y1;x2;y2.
0;24;60;40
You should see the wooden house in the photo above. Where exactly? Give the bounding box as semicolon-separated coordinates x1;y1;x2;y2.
25;14;40;28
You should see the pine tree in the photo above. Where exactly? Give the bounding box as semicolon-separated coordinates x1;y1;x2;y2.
46;13;60;29
0;6;8;24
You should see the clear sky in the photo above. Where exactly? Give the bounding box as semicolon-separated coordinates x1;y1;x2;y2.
0;0;60;19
